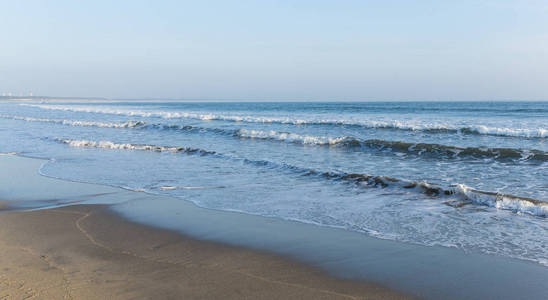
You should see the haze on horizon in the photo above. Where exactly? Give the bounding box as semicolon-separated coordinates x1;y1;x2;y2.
1;0;547;101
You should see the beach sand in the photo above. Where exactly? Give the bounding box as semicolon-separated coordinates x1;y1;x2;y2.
0;204;410;299
2;155;547;299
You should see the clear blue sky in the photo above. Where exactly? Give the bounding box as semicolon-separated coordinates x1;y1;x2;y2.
1;0;547;100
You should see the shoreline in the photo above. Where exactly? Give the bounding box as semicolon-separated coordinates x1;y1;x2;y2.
0;204;407;299
1;154;548;299
0;154;410;299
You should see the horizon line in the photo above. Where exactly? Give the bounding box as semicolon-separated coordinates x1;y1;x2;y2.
1;96;548;103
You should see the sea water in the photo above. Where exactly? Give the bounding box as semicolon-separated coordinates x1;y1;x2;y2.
1;100;546;266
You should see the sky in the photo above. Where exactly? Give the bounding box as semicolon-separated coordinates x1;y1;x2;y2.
1;0;547;101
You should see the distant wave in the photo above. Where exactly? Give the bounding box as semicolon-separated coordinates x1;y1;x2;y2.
57;138;218;156
0;114;145;128
1;114;232;135
22;104;548;138
8;114;545;161
236;129;548;162
158;185;225;190
458;126;548;138
55;138;548;217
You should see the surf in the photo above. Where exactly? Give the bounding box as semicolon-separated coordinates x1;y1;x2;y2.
22;104;548;138
54;138;548;217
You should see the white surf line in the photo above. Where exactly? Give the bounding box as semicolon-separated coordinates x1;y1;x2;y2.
0;152;19;156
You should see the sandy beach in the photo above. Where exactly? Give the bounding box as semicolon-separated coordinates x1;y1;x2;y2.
1;155;547;300
3;1;548;298
0;205;410;299
0;157;409;299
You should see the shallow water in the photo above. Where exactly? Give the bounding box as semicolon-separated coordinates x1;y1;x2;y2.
1;100;547;266
3;154;548;300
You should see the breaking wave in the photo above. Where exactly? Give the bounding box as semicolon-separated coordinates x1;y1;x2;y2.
22;104;548;138
55;138;548;217
9;113;545;162
0;114;145;128
1;114;234;135
236;129;548;161
57;139;218;156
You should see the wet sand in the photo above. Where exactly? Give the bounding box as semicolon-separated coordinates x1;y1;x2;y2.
0;204;409;299
2;155;548;299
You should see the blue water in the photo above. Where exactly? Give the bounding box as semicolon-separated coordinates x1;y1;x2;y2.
1;100;547;266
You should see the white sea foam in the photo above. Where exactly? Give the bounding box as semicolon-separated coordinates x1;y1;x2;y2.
1;114;144;128
236;129;352;145
56;138;548;217
159;185;223;190
0;152;19;156
22;104;547;138
60;139;182;152
465;125;548;138
237;129;548;161
7;112;545;160
455;184;548;217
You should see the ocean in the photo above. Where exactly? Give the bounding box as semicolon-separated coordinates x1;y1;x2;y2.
1;100;547;267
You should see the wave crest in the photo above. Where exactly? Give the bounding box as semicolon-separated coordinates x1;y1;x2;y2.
54;138;548;217
1;114;145;128
57;139;218;156
22;104;547;138
11;113;546;162
236;129;548;161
